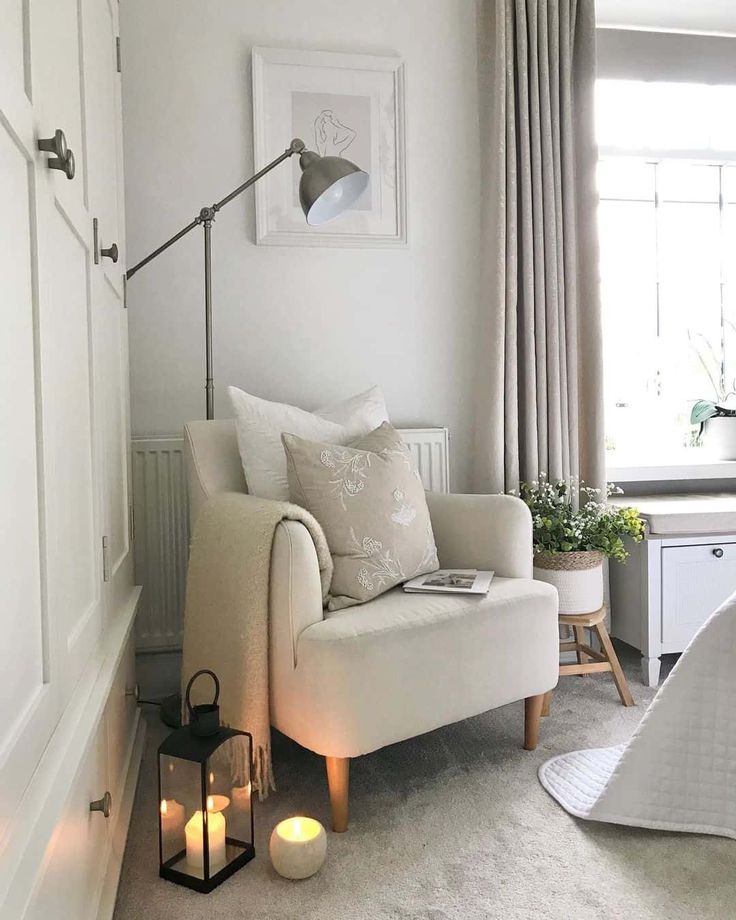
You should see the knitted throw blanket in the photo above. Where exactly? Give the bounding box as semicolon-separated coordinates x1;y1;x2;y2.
181;492;333;797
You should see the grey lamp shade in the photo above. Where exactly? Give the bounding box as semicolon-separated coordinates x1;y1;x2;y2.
298;151;369;226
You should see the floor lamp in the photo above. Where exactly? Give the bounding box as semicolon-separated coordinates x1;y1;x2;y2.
125;137;368;419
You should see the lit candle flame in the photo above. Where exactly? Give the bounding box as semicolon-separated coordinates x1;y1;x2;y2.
160;799;168;815
209;771;215;784
206;795;215;812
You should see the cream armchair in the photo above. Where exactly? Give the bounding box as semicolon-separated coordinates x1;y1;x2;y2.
184;420;559;831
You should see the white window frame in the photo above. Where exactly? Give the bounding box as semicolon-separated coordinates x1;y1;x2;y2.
599;145;736;479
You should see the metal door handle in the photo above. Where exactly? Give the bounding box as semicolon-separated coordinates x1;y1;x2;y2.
100;242;118;263
49;150;75;180
38;129;68;160
38;129;75;180
713;547;724;558
90;791;112;818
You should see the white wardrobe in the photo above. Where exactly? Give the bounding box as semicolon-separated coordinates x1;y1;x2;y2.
1;2;141;918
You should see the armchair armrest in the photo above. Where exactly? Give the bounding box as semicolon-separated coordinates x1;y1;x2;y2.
270;519;326;736
425;493;533;579
270;519;325;667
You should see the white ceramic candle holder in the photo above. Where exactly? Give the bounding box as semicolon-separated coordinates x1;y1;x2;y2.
269;817;327;880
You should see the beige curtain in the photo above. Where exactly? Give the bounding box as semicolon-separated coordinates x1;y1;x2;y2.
472;0;605;494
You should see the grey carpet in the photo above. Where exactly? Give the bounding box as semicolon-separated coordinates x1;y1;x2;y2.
114;647;733;920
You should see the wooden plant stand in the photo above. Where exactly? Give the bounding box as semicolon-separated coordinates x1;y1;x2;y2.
556;606;635;707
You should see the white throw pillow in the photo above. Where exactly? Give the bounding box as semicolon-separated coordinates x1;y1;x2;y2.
227;385;389;500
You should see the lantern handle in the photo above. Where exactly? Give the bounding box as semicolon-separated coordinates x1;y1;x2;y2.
184;668;220;722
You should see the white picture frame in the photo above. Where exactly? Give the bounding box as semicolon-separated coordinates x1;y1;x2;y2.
252;47;407;247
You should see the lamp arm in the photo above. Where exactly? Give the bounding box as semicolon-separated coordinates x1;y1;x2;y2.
125;138;305;281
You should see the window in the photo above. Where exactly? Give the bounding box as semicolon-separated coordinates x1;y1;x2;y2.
596;80;736;460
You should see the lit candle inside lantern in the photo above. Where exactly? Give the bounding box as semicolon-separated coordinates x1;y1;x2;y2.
160;798;185;839
205;769;230;813
207;794;230;813
269;817;326;880
185;796;226;870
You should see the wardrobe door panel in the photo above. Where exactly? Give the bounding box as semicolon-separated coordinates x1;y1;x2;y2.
0;1;28;98
0;13;61;846
83;0;133;615
31;0;105;698
42;204;103;695
92;276;132;606
83;0;123;292
32;0;86;212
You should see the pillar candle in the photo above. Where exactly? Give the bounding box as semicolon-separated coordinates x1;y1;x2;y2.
185;801;226;871
159;798;185;839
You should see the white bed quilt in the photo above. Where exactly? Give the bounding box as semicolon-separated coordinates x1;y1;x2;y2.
539;591;736;838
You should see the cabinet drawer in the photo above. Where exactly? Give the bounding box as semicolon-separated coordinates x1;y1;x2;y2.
662;542;736;651
105;633;137;804
25;723;110;920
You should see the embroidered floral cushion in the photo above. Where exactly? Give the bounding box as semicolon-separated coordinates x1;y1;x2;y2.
282;422;439;610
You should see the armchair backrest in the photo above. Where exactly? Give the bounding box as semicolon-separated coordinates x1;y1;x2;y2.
184;419;247;526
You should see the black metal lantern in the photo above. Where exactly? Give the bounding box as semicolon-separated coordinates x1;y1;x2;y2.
158;670;254;893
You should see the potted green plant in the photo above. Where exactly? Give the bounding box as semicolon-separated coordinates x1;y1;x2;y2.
691;399;736;459
517;477;645;616
688;330;736;458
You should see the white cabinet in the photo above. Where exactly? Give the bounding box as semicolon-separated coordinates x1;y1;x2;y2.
0;1;141;917
25;725;110;920
24;631;143;920
611;533;736;687
661;542;736;649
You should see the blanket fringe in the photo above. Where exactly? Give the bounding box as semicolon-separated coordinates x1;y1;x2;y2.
179;711;277;800
228;733;275;799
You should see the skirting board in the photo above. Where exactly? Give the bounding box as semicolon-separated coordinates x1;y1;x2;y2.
98;717;146;920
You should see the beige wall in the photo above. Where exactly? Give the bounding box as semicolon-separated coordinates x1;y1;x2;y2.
121;0;482;490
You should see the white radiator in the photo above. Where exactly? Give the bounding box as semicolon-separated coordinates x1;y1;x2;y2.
131;427;449;652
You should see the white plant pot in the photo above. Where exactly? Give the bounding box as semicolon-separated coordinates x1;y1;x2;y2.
704;417;736;460
533;551;604;616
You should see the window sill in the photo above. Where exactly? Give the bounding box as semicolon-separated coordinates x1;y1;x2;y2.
607;453;736;483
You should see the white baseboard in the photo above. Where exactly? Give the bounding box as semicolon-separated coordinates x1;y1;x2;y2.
97;717;146;920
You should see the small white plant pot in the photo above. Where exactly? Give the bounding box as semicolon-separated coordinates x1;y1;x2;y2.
533;551;604;616
704;417;736;460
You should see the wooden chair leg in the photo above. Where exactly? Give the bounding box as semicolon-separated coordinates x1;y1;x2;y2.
541;690;552;717
594;623;635;707
573;624;589;671
524;694;545;750
325;756;350;832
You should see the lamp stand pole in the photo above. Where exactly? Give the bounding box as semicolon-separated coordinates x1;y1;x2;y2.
125;138;306;420
203;216;214;420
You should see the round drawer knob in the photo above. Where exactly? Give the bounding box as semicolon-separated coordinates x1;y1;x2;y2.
713;547;724;558
90;791;112;818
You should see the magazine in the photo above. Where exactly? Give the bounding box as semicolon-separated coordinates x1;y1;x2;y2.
402;569;494;595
